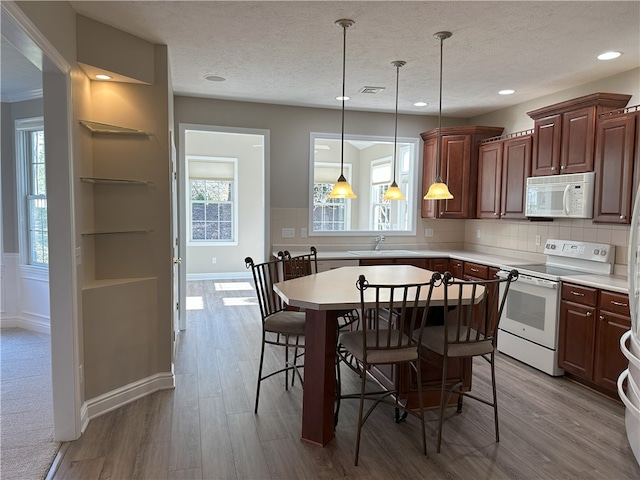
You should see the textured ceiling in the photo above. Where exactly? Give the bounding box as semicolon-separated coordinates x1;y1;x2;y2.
3;1;640;117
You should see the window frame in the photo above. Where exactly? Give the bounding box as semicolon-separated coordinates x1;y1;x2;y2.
312;162;353;232
186;155;239;246
15;116;48;268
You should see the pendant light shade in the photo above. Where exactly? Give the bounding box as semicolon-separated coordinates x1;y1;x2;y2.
383;60;406;201
424;31;454;201
328;19;357;199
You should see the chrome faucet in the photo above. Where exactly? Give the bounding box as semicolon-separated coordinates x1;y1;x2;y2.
374;235;385;251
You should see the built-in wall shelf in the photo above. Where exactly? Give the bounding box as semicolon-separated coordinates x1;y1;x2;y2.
82;276;157;291
80;176;151;186
81;229;151;236
79;120;152;136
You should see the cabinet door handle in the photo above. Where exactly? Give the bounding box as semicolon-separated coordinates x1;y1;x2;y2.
560;165;565;170
586;311;592;316
599;315;605;321
611;301;628;307
551;166;556;170
570;291;585;296
494;212;499;216
620;215;626;220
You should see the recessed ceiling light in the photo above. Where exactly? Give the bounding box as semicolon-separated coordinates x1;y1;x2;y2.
336;96;350;101
95;74;111;80
414;101;428;107
204;74;226;82
597;51;621;60
498;89;515;95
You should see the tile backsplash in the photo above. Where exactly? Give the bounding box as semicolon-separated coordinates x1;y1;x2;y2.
271;208;630;276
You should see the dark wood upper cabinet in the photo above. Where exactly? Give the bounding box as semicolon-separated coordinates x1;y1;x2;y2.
477;133;532;220
528;93;631;176
421;126;503;219
593;110;638;224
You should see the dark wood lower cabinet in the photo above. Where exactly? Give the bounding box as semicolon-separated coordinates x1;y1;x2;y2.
558;283;630;399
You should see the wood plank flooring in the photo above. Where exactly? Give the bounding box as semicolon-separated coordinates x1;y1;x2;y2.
50;279;640;479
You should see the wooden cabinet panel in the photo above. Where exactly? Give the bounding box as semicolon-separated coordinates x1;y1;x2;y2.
501;135;532;219
593;113;637;224
421;126;503;219
449;259;464;279
421;136;438;218
528;92;631;177
463;262;489;279
594;311;631;391
476;142;503;219
561;283;598;306
558;300;596;378
532;114;562;176
427;258;448;274
599;290;631;317
477;134;531;220
561;107;596;173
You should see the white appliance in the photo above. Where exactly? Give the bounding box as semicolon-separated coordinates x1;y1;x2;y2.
619;192;640;465
498;239;614;376
525;172;595;218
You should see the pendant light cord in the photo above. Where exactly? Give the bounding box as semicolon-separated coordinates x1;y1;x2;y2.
340;22;346;176
393;63;399;181
436;34;443;181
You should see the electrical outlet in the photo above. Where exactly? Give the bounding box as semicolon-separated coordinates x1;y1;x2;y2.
425;228;434;237
301;228;307;238
535;234;541;246
79;364;83;384
211;257;217;264
282;228;295;238
476;229;481;239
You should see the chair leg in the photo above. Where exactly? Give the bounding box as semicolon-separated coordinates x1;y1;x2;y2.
437;356;449;453
354;362;368;466
291;336;300;387
255;334;267;414
284;337;290;391
334;349;342;427
491;351;500;443
415;361;427;456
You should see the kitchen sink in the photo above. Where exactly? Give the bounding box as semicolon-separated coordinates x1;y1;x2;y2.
347;250;420;256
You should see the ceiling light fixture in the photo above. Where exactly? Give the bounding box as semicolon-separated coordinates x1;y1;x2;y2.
414;101;428;107
498;89;515;95
95;74;111;80
328;19;357;199
424;31;454;201
597;51;621;60
204;74;226;82
383;60;406;201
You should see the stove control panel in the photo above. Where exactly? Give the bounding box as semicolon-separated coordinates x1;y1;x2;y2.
544;239;614;264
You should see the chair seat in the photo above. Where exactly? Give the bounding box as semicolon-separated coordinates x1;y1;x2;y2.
265;310;306;336
420;325;494;357
340;330;417;364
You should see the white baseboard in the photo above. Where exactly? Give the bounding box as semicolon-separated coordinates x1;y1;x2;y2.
80;372;175;432
187;271;252;281
0;315;50;334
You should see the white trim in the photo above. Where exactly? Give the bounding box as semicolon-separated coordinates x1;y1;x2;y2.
1;2;71;74
1;88;43;104
0;315;50;334
187;271;252;281
80;372;175;432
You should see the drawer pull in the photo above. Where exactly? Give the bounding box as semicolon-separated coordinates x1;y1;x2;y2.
611;300;628;307
470;268;479;272
570;291;585;297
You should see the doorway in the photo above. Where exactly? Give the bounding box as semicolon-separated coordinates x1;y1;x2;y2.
178;125;268;329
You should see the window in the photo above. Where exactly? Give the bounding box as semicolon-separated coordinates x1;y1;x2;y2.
312;162;352;231
16;117;48;266
371;160;392;230
310;132;418;235
187;157;238;243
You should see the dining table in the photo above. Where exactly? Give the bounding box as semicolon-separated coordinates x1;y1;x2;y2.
273;264;482;446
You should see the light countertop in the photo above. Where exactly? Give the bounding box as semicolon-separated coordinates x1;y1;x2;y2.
276;248;629;294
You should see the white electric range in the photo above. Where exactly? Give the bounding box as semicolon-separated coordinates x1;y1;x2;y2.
497;239;615;376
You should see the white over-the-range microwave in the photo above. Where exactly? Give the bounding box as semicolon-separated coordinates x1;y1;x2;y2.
525;171;595;219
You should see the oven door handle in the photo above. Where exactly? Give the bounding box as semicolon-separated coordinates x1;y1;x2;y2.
498;270;558;289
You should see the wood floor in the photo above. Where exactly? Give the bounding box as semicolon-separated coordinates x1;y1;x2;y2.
50;279;640;479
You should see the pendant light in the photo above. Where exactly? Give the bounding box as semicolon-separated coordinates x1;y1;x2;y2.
383;60;406;201
328;19;356;199
424;31;454;200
